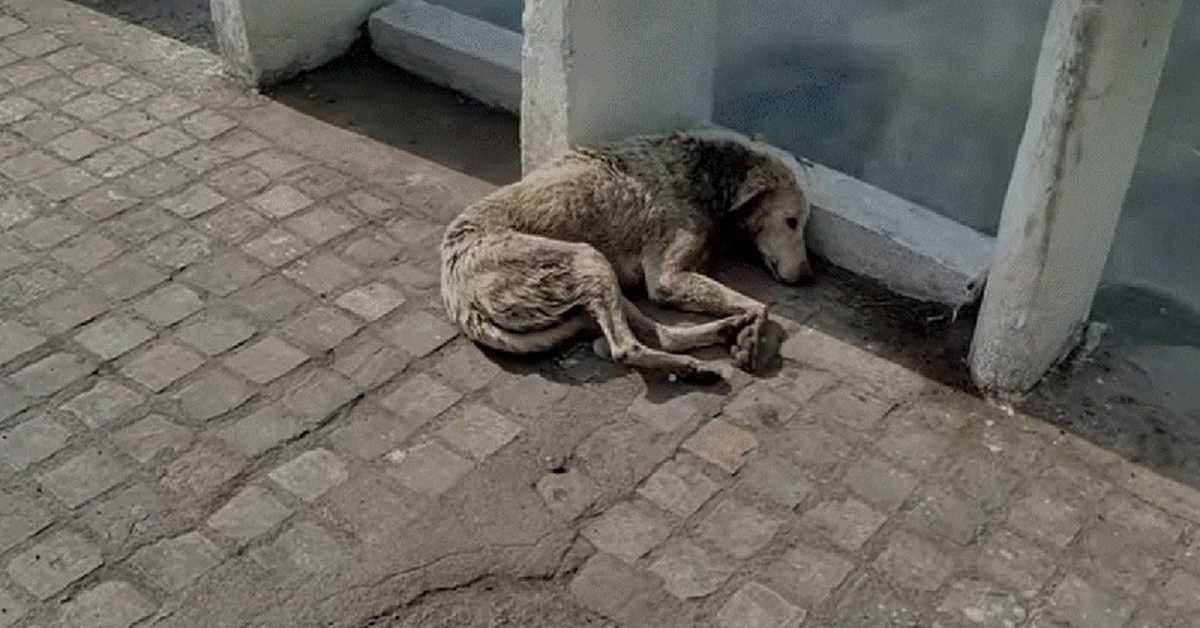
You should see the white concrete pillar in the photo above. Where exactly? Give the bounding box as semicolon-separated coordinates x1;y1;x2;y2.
970;0;1181;396
211;0;390;86
521;0;717;174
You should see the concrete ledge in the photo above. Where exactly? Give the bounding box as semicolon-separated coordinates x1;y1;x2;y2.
369;0;521;112
803;161;994;308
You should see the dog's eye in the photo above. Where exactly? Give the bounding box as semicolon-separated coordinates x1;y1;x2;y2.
786;217;799;230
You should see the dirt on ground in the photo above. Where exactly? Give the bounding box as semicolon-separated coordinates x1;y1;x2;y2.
363;577;609;628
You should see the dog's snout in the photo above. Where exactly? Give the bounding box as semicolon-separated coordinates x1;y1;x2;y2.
783;261;814;286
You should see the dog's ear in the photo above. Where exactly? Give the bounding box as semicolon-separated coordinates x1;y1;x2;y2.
730;167;774;216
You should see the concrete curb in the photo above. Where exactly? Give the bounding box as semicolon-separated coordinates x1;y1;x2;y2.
369;0;521;112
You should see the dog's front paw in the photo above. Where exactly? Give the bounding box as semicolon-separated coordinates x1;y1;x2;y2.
731;308;768;373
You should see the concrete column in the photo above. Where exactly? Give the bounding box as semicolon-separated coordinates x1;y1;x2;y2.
521;0;717;174
211;0;389;86
970;0;1181;396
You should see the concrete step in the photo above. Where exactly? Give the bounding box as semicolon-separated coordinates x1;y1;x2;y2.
369;0;521;112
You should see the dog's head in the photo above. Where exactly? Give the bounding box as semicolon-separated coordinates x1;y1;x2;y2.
730;142;814;286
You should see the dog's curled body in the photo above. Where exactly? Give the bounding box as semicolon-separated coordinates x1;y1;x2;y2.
440;130;813;382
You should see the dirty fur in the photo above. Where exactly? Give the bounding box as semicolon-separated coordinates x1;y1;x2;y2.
440;128;813;383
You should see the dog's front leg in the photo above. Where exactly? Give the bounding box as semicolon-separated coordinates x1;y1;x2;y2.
646;267;768;372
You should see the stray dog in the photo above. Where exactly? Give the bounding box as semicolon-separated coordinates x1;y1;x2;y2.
440;129;812;383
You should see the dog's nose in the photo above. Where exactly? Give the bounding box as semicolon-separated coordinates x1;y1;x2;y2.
786;262;815;286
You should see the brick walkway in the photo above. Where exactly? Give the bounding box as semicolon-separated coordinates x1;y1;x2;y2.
2;4;1200;627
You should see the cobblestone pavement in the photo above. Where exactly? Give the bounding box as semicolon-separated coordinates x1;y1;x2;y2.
2;3;1200;627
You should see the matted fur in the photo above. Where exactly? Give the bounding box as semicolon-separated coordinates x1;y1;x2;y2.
440;128;813;382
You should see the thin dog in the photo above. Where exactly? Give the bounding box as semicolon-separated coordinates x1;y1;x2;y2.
440;129;813;383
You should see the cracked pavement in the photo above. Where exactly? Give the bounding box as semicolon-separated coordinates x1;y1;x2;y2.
1;2;1200;627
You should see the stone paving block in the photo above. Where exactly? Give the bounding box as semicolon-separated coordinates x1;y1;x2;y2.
766;543;855;607
60;379;144;428
89;256;166;300
682;419;757;474
1163;570;1200;613
438;404;522;460
0;96;39;125
121;161;190;197
171;143;231;173
216;404;303;457
111;414;193;464
0;16;26;37
388;215;442;248
802;498;887;552
283;306;360;352
843;456;917;513
105;76;160;103
62;91;122;122
907;488;986;546
286;205;358;244
31;165;101;201
335;282;405;321
270;448;349;502
107;209;180;248
0;381;29;422
432;342;500;393
38;446;131;507
1077;493;1184;595
242;228;312;268
24;76;84;104
0;60;54;87
0;320;44;365
0;266;66;308
637;457;721;518
536;468;600;521
626;390;706;434
92;109;158;140
180;110;237;140
0;149;62;182
696;498;782;559
44;45;98;72
121;343;203;392
72;63;125;89
977;529;1057;599
82;144;150;178
951;455;1023;512
740;456;815;509
6;531;102;599
0;488;52;553
0;415;71;471
803;386;893;431
135;283;203;326
59;580;155;628
329;403;424;460
381;311;457;359
73;315;153;360
1008;486;1088;548
936;578;1029;627
247;148;307;177
570;553;665;627
831;573;920;628
6;32;62;57
79;482;166;552
581;500;673;562
12;111;77;144
177;312;255;356
250;184;312;219
725;383;800;427
11;351;91;397
331;335;410;390
15;214;81;249
159;183;225;218
874;530;954;593
181;252;264;296
51;232;121;272
129;532;222;592
161;442;245;496
145;93;200;123
487;371;569;419
1042;574;1133;628
280;368;358;423
386;441;473;498
251;521;349;575
130;125;196;158
383;261;438;291
0;246;27;275
207;163;270;199
70;183;138;220
343;232;402;267
172;365;259;425
323;475;426;545
651;539;735;599
224;336;308;384
288;165;350;199
284;254;362;296
210;128;267;159
382;374;461;425
232;276;309;322
878;420;953;475
576;419;679;500
47;127;109;160
716;581;805;628
0;586;27;628
1112;463;1200;525
197;203;268;245
208;485;293;543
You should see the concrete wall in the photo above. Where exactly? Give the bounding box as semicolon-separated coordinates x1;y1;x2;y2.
211;0;389;85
